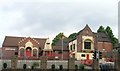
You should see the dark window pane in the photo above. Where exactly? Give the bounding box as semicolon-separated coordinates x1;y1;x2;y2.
84;42;91;49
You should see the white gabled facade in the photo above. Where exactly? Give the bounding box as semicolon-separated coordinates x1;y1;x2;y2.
69;36;94;60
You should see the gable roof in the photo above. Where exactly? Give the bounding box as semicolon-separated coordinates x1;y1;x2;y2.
77;24;93;35
69;25;112;43
2;36;47;49
53;38;69;51
94;32;111;42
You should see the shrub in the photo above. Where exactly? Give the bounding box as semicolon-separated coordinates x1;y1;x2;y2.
32;62;39;68
3;63;7;69
51;64;55;69
23;64;27;69
79;64;84;70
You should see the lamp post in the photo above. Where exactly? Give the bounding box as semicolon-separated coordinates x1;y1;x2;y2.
61;34;63;60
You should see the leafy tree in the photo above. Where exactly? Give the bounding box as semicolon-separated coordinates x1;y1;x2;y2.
97;26;118;47
105;26;118;47
68;33;77;40
52;32;66;45
97;26;105;33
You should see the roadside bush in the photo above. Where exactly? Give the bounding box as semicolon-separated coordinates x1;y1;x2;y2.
32;62;39;69
3;63;7;69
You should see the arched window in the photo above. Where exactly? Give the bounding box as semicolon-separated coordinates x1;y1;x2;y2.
33;49;37;57
26;47;32;57
84;39;92;49
20;48;24;57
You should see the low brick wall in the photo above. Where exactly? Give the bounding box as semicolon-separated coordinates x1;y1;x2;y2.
1;60;80;69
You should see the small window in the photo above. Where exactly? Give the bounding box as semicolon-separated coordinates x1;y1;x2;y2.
81;54;85;57
73;44;75;50
70;45;72;50
84;42;91;49
46;43;50;44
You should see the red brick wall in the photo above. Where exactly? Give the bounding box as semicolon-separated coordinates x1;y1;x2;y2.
2;47;18;59
97;42;112;52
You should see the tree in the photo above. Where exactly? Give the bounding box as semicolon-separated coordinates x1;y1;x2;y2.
68;33;77;40
97;26;118;47
97;26;105;33
105;26;118;47
52;32;66;45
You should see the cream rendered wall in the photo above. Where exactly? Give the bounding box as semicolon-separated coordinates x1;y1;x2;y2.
69;39;77;52
76;53;93;60
44;38;52;51
82;36;94;50
69;39;78;58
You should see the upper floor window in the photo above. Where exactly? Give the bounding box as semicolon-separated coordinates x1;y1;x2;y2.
73;44;75;50
70;45;72;50
84;39;92;49
84;42;91;49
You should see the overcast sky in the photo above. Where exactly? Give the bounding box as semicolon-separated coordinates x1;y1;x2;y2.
0;0;119;47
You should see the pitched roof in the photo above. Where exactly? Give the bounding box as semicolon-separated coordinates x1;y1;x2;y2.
2;36;47;49
94;32;111;42
53;38;69;51
77;24;92;35
71;25;112;42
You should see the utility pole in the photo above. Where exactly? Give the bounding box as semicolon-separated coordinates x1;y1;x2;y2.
61;33;63;60
92;34;99;71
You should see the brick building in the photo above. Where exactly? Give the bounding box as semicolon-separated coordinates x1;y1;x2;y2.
69;25;113;62
2;36;52;60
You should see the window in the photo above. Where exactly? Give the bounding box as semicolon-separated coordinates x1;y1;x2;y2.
33;49;37;57
70;45;72;50
20;48;24;56
81;54;85;57
73;44;75;50
84;42;91;49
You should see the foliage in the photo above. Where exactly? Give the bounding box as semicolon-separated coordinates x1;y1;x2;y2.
32;62;39;68
68;33;77;40
97;26;118;47
23;64;27;69
52;32;65;45
105;26;119;47
97;26;105;33
79;64;84;70
3;63;7;69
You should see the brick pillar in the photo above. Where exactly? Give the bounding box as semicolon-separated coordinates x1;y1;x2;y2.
11;56;18;69
40;56;47;69
116;48;120;71
92;59;99;71
68;58;75;70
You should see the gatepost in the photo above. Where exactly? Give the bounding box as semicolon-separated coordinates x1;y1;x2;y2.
68;57;75;71
40;56;47;70
11;55;18;69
